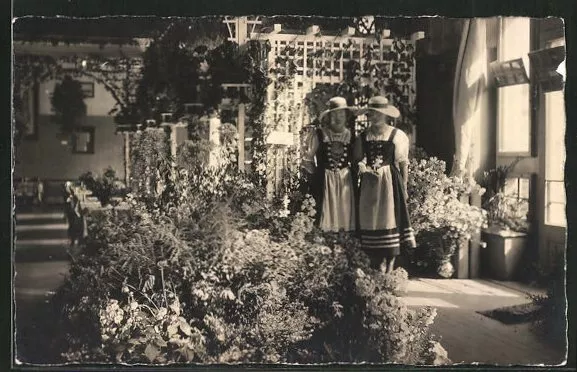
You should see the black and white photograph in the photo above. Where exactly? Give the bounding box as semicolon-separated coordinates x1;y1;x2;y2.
12;14;569;367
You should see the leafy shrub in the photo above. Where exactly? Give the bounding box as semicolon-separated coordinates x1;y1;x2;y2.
55;139;450;365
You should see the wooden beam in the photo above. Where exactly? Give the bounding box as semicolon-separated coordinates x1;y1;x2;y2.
307;25;320;35
250;23;282;40
411;31;426;42
382;38;394;47
341;26;355;37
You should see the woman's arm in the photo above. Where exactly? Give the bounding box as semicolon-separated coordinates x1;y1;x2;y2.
399;161;409;196
353;136;368;173
394;130;411;196
301;129;320;174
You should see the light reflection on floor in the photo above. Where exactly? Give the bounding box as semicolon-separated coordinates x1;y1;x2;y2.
400;279;563;365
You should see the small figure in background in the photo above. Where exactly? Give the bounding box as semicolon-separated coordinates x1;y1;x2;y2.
64;181;87;249
36;178;44;205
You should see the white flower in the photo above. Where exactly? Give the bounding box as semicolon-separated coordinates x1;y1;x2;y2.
156;307;168;320
220;289;236;301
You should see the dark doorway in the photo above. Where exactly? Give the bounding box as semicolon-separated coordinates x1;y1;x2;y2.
415;49;459;173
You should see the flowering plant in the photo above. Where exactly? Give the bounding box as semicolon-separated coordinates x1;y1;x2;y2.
407;151;487;273
480;161;529;233
98;291;208;363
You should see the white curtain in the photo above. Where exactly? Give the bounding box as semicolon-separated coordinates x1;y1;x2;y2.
450;19;488;181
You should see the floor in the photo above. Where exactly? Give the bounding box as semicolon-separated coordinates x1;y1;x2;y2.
402;278;567;365
14;206;71;364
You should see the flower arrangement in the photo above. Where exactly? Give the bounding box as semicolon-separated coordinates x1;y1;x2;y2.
50;23;450;364
407;151;487;277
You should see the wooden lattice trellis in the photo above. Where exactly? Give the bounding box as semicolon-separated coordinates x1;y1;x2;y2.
247;23;425;195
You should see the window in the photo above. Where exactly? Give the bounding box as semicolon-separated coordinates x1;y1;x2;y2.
72;127;95;154
497;17;532;155
79;82;95;98
544;38;566;227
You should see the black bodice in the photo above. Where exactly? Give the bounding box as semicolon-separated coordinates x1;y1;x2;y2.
316;129;353;171
362;129;398;167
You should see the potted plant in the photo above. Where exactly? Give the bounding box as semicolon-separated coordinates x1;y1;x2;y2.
51;75;87;143
480;159;530;280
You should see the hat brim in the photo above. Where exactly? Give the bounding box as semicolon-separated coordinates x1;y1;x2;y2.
319;106;358;120
360;106;401;119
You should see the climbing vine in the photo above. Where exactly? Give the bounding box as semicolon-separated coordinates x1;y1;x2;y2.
243;40;272;188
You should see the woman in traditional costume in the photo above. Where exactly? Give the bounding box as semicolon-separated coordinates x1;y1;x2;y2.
301;97;357;232
354;96;416;273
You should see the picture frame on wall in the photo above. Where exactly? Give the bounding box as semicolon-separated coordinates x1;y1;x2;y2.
80;81;95;98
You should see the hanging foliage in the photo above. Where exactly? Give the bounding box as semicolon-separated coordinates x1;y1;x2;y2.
50;75;87;133
134;17;230;122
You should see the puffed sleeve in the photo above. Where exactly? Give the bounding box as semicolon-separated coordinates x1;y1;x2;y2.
301;128;320;174
394;129;410;164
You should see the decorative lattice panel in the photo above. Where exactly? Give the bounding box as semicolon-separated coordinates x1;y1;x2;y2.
251;26;423;196
258;28;421;136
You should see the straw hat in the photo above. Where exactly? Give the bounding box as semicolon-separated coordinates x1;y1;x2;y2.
319;96;355;121
363;95;400;118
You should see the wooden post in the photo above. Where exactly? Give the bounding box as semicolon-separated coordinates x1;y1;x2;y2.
124;132;131;186
237;17;248;45
469;186;484;278
237;103;246;171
